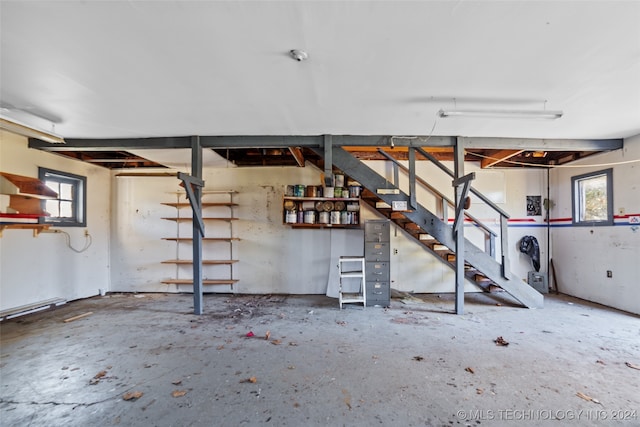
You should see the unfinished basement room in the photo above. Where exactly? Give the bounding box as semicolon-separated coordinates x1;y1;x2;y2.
1;1;639;426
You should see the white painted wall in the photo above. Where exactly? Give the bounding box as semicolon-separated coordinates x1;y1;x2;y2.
550;135;640;315
110;163;364;295
109;156;549;297
0;132;111;311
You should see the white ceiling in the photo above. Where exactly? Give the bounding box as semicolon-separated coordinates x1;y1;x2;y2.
1;0;639;142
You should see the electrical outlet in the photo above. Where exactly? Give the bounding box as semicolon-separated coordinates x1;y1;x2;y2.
606;270;612;278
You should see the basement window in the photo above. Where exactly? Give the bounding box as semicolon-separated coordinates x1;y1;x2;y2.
571;168;613;226
39;168;86;227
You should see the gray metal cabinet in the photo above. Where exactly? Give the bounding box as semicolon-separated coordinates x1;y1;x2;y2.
364;220;390;306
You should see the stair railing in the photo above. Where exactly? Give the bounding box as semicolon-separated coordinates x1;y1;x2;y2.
376;148;505;267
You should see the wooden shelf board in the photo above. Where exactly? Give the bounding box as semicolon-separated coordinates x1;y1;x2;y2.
162;279;239;285
286;224;361;229
162;237;241;241
162;259;238;265
162;217;238;222
161;202;238;208
0;172;58;199
283;196;360;202
0;223;52;237
170;190;237;195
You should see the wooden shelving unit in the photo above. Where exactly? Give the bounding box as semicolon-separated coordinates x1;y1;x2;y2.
161;190;239;289
282;195;361;229
0;172;57;237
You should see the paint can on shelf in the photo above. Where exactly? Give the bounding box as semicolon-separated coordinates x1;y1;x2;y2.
296;211;304;223
340;211;349;224
285;212;297;223
348;186;361;198
324;187;334;198
330;211;340;224
285;185;295;196
304;211;316;224
301;201;316;211
305;185;318;197
334;174;345;187
318;211;330;224
294;185;305;197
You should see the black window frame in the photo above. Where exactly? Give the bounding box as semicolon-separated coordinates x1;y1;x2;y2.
571;168;613;227
38;167;87;227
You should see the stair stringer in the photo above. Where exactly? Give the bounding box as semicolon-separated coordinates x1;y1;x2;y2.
315;146;543;309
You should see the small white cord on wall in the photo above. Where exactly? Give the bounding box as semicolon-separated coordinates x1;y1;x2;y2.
45;229;92;253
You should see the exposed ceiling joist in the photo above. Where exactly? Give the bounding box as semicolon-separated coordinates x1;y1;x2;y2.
288;147;305;167
480;149;525;168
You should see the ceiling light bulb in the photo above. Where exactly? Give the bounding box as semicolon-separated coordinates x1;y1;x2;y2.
290;49;308;62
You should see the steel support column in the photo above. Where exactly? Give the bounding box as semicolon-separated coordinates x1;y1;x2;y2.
324;135;333;186
453;138;465;315
191;136;204;315
408;147;417;210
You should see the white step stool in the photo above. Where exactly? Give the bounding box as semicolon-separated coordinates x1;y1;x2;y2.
338;256;366;309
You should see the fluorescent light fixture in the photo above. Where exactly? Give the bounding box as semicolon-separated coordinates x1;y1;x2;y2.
438;109;563;120
0;117;65;143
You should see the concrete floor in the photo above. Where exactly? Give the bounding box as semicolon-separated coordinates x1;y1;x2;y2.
1;292;639;426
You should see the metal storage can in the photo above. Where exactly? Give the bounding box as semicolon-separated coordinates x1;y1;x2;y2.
304;211;316;224
330;211;340;224
305;185;317;197
294;185;305;197
324;187;334;198
318;211;330;224
340;211;349;224
285;212;297;223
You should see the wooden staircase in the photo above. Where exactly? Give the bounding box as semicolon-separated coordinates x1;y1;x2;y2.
312;146;543;309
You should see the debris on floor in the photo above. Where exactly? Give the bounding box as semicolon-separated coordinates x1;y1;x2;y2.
625;362;640;370
171;390;187;398
476;388;484;394
413;356;424;361
240;377;257;383
342;389;352;410
172;380;182;385
123;391;143;401
89;369;109;385
63;311;93;323
494;336;509;346
465;367;475;374
265;330;271;340
93;370;107;379
576;391;600;404
246;331;254;337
